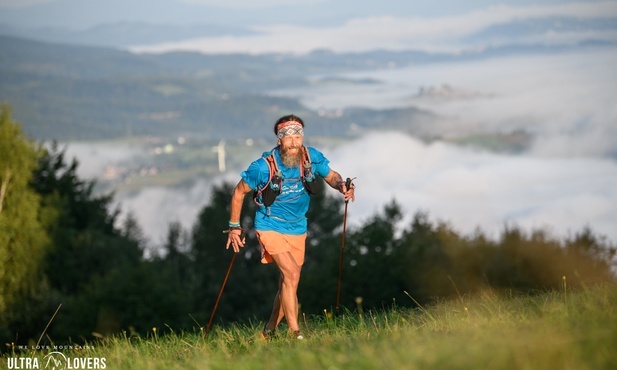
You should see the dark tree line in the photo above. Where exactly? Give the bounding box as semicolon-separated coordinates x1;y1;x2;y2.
1;105;616;347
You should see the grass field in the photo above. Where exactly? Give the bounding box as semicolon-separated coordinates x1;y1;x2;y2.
4;283;616;370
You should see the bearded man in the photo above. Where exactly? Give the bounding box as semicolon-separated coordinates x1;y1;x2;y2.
225;114;355;340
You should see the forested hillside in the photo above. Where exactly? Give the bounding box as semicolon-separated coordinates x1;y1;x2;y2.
0;35;438;141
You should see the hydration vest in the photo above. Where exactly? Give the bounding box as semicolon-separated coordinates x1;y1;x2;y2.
253;146;317;207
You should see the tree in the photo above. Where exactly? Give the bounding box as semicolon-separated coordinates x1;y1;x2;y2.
27;143;144;340
32;144;143;294
563;227;617;285
396;211;455;302
336;200;412;311
0;104;50;338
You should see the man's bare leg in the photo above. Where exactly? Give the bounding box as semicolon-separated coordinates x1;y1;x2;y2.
264;274;285;331
270;251;301;333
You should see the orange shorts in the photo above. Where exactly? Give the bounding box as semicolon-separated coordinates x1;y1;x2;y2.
256;231;307;266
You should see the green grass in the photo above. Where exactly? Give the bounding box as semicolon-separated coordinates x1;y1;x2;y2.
5;284;617;370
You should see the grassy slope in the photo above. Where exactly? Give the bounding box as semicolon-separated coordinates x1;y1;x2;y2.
5;284;616;370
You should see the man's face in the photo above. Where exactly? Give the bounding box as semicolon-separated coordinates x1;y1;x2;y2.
279;135;303;167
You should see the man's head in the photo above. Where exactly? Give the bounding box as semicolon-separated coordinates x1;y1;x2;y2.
274;114;304;137
274;115;304;168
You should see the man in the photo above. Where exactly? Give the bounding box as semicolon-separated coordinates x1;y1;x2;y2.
225;114;355;340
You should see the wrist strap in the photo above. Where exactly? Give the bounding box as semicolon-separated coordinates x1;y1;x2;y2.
223;226;246;239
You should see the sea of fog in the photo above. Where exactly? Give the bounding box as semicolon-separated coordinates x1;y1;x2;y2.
65;47;617;247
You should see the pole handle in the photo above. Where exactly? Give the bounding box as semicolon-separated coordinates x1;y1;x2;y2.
344;177;355;204
345;177;353;189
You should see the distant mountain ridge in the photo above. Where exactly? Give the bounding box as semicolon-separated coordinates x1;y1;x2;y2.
0;22;255;48
1;34;614;142
0;34;440;141
2;15;615;51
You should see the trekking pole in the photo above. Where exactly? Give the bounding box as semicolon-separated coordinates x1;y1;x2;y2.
204;251;237;339
336;177;355;314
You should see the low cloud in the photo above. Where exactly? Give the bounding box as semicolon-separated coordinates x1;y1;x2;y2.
113;179;214;245
100;133;617;246
60;142;146;179
275;48;617;159
324;132;617;243
131;1;617;54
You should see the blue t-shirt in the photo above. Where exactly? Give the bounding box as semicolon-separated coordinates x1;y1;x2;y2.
241;146;331;234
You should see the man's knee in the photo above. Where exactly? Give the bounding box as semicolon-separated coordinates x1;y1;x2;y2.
282;268;300;285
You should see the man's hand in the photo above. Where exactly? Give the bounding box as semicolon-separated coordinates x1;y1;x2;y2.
325;170;356;202
225;228;246;253
339;177;356;203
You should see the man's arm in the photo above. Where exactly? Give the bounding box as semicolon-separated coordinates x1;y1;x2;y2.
323;169;355;202
226;179;252;252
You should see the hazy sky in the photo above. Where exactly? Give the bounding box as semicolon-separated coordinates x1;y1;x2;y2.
0;0;597;29
0;0;591;24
